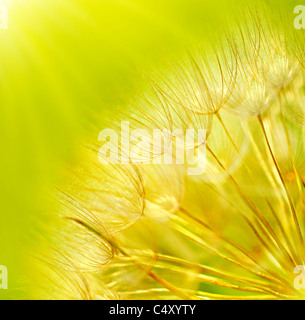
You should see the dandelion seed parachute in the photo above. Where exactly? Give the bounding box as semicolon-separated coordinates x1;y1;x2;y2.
151;41;236;116
192;110;248;183
63;147;146;235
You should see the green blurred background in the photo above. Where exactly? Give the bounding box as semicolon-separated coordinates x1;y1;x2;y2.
0;0;299;299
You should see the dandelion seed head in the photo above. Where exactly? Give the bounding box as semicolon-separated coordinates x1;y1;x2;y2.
37;4;305;300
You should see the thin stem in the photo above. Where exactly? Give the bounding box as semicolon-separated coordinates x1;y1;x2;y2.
207;144;297;269
258;114;305;264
